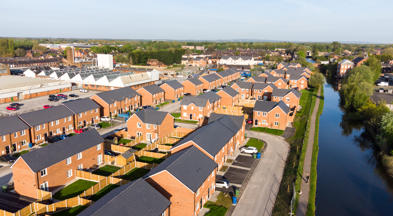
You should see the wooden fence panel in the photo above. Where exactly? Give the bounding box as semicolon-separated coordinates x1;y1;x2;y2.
76;170;104;181
110;144;131;153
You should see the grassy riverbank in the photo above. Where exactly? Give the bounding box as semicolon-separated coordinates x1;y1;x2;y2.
272;87;318;216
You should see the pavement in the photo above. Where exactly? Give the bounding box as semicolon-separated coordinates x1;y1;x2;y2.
0;89;100;116
296;88;321;216
158;101;180;113
231;130;289;216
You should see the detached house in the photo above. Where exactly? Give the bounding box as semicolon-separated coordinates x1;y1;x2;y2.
198;92;221;110
63;98;100;129
12;129;104;199
171;114;245;169
79;178;170;216
137;84;165;106
271;89;301;110
199;73;222;90
127;108;174;142
231;81;253;99
0;116;30;155
19;105;74;144
182;78;204;96
337;59;354;77
91;87;140;118
145;146;217;216
217;86;239;107
252;83;275;100
181;96;212;122
160;80;184;101
253;100;291;130
288;74;308;90
265;76;288;89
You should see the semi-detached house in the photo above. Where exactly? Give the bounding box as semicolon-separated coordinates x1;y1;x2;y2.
253;100;291;130
19;105;74;144
137;84;165;106
231;81;252;99
197;92;221;111
127;108;174;143
252;83;275;100
91;87;140;118
0;116;30;155
217;86;239;107
272;89;301;110
145;146;217;216
182;78;203;96
62;98;101;129
181;96;212;122
199;73;222;90
12;129;104;199
160;80;184;101
78;178;170;216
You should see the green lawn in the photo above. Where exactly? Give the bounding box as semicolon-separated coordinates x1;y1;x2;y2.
171;112;181;118
250;127;284;135
92;165;121;176
98;122;112;128
13;150;29;158
52;205;88;216
53;180;97;200
203;192;232;216
122;168;150;181
174;119;198;124
219;165;228;172
137;156;164;164
157;101;170;108
40;143;48;147
89;184;119;201
119;138;132;144
132;143;147;150
245;138;265;152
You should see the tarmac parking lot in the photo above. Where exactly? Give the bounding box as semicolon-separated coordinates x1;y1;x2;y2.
0;89;100;116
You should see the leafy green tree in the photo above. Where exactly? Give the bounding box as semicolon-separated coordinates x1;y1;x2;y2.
309;72;325;88
365;56;381;81
377;112;393;151
14;48;26;57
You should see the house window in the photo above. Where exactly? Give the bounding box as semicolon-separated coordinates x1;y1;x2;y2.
77;152;82;160
161;212;166;216
286;97;290;102
56;120;59;125
154;125;157;129
97;144;101;151
79;113;82;118
69;125;73;130
274;121;279;126
64;118;66;123
21;130;25;136
14;132;17;138
262;120;267;124
146;124;150;129
196;188;200;196
275;113;280;118
137;122;141;128
199;107;203;111
51;121;54;126
36;125;40;131
68;116;72;121
97;154;103;165
96;108;99;113
263;112;267;116
183;112;187;117
78;164;83;170
56;128;61;134
42;124;45;129
66;157;72;165
40;182;49;191
67;169;73;178
40;168;47;177
2;136;5;142
22;140;27;145
257;111;260;116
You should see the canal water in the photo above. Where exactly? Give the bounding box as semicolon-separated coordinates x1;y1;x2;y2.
316;83;393;216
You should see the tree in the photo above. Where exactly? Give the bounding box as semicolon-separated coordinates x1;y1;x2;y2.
14;48;26;57
331;41;342;54
378;112;393;152
365;56;381;82
309;72;325;88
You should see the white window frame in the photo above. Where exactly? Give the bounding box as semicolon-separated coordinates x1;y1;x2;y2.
40;168;47;177
66;157;72;165
77;152;82;160
67;169;73;178
21;130;25;136
97;144;101;151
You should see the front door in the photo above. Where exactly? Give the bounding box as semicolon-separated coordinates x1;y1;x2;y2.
146;133;152;142
190;114;193;120
255;120;258;126
12;144;16;152
5;146;10;154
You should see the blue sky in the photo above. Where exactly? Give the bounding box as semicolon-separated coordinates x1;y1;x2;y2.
1;0;393;43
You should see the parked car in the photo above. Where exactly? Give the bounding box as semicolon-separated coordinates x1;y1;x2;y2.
48;96;59;101
6;106;18;111
43;105;53;109
79;89;88;93
246;119;253;124
69;94;79;98
9;103;22;107
215;179;229;189
57;94;68;99
240;146;258;154
100;116;111;121
90;124;101;129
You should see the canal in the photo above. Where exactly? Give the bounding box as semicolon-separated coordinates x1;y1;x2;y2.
316;83;393;216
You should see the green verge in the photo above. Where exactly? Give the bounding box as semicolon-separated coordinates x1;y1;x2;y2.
171;112;181;118
250;127;284;135
92;165;121;176
245;138;265;152
53;180;97;200
174;119;199;124
306;86;324;216
272;87;318;216
203;192;232;216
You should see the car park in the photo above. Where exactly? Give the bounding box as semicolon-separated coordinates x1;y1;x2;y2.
216;179;230;189
240;146;258;154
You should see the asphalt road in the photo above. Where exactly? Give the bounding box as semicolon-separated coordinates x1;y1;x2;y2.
232;130;289;216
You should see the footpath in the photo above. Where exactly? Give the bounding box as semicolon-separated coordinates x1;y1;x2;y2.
296;88;321;216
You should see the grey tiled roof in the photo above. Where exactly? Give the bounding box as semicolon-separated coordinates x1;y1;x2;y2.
254;100;290;113
253;83;274;90
134;108;170;125
232;81;252;89
146;146;217;192
200;73;221;82
181;96;209;107
121;149;137;159
208;113;244;134
272;89;301;98
0;116;30;136
96;87;139;104
63;98;100;114
78;178;170;216
250;77;267;83
185;78;203;86
20;129;103;172
162;80;183;90
142;84;164;95
221;86;238;97
19;105;74;127
197;92;221;104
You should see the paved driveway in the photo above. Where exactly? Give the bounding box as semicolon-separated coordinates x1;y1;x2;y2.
159;101;180;113
232;130;289;216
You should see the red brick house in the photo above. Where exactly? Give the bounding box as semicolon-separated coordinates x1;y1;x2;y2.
265;76;288;89
181;96;212;122
271;89;301;110
231;81;253;99
0;116;31;155
62;98;100;129
12;129;104;199
182;78;204;96
127;108;174;143
137;84;165;106
253;100;291;130
199;73;222;90
217;86;239;107
337;59;354;77
252;83;275;100
160;80;184;101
